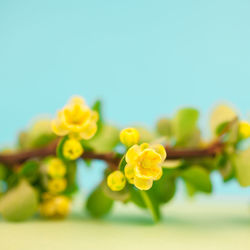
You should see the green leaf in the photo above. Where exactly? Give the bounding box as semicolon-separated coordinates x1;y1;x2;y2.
20;160;39;183
56;136;69;161
150;174;176;204
219;161;234;182
162;160;183;169
135;126;157;143
184;182;197;197
18;119;55;150
84;124;120;153
173;108;199;144
129;186;147;208
118;155;127;172
140;190;161;223
210;104;237;135
181;166;212;193
233;148;250;187
156;118;173;137
86;185;114;218
0;164;8;180
92;100;103;138
0;180;38;221
64;162;78;196
31;133;56;148
102;181;130;202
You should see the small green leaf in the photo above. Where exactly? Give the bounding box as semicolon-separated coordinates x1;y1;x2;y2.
156;118;173;137
135;126;157;143
162;160;183;169
233;148;250;187
210;104;237;135
64;162;78;196
92;100;103;138
140;190;160;223
173;108;199;144
118;155;127;172
0;164;8;180
0;180;38;221
86;185;114;218
130;186;147;208
150;174;176;204
219;160;235;182
84;124;120;153
20;160;39;183
181;166;212;193
102;181;130;202
56;136;69;161
31;133;56;148
185;181;197;197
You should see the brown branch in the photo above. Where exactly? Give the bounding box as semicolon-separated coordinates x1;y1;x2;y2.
0;118;237;168
0;139;223;167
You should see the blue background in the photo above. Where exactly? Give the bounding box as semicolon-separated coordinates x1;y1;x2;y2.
0;0;249;197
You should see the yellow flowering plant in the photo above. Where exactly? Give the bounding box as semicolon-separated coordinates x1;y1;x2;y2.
0;96;249;223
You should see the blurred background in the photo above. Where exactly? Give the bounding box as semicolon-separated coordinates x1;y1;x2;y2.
0;0;249;198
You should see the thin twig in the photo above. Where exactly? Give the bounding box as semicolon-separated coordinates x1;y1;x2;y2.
0;118;237;168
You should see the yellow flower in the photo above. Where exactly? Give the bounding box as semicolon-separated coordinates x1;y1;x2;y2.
54;196;71;217
120;128;140;147
239;121;250;138
124;143;166;190
47;178;67;194
40;196;71;218
107;170;126;191
47;158;66;178
63;138;84;160
52;96;99;140
40;200;56;218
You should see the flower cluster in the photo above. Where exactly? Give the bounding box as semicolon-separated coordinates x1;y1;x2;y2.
40;158;70;218
124;143;166;190
52;96;99;139
107;128;167;191
40;194;70;218
52;96;99;160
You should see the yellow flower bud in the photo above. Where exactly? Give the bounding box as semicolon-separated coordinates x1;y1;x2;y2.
63;138;84;160
40;196;71;218
54;196;71;217
239;121;250;139
47;178;67;194
120;128;140;147
40;200;56;218
47;158;66;178
107;170;126;191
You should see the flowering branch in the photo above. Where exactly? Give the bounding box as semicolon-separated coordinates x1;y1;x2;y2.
0;96;248;223
0;138;223;167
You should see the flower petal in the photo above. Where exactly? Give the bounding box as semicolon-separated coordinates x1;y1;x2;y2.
152;144;167;162
135;164;162;180
138;148;162;169
124;164;135;184
51;114;69;136
69;96;85;106
125;145;140;165
134;177;153;190
139;143;149;151
79;122;97;140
